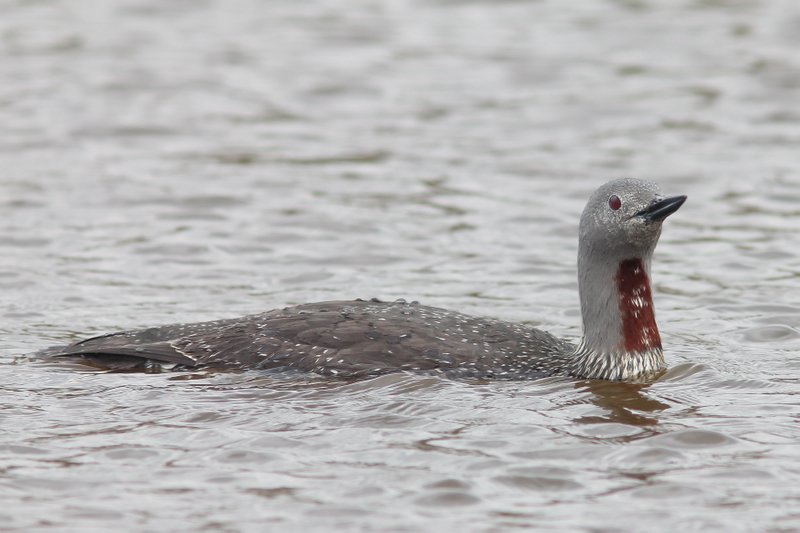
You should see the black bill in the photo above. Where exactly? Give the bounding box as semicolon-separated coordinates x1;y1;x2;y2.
635;195;687;222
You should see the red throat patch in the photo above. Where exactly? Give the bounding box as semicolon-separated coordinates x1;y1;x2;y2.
616;258;662;353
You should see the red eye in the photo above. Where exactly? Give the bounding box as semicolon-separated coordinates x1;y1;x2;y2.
609;195;622;210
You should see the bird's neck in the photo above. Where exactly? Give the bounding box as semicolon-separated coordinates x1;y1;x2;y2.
616;258;662;352
571;255;665;381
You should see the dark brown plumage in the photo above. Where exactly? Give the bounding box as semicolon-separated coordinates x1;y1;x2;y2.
42;299;573;378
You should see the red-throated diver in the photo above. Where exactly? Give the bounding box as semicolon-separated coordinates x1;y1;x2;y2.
40;179;686;381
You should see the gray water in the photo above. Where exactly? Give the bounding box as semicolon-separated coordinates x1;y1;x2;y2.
1;0;799;531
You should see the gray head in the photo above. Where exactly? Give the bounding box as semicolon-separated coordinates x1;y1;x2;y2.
579;178;685;261
571;178;686;381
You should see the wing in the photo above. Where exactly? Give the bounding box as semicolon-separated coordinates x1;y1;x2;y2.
41;300;573;377
43;317;248;367
51;332;200;367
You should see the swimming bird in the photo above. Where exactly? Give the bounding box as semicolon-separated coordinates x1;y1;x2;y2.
41;179;686;381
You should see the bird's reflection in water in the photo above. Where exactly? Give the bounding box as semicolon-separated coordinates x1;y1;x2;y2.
574;378;670;427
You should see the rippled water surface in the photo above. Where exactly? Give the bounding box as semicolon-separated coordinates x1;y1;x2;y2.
1;0;799;531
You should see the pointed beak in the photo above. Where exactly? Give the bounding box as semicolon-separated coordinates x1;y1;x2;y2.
635;195;687;222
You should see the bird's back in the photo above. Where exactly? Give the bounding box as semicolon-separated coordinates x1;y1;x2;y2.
43;299;575;378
